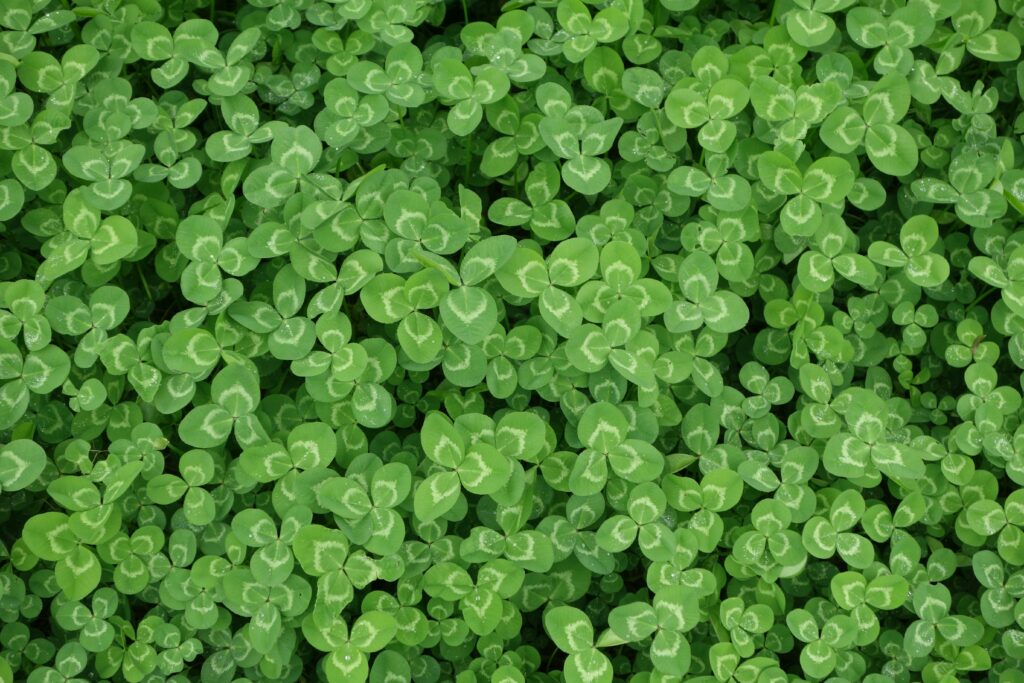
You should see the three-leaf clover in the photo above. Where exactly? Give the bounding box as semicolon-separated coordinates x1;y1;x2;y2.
555;0;630;63
317;461;411;556
348;43;427;108
174;213;259;305
178;363;268;449
0;339;70;429
846;3;935;74
732;499;807;580
665;77;748;153
823;388;927;482
242;125;324;208
568;402;663;496
912;156;1008;228
756;151;855;237
666;251;750;334
867;215;950;288
414;411;513;522
786;608;858;678
145;449;218;526
602;587;699;675
543;605;613;683
537;83;623;194
432;59;510;137
819;73;919;175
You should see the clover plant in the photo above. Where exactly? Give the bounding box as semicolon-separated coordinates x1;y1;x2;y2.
3;0;1024;683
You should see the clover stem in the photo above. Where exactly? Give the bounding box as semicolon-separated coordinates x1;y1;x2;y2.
136;264;152;301
965;286;997;313
117;599;133;633
460;0;469;23
652;107;665;142
271;36;282;68
545;644;559;670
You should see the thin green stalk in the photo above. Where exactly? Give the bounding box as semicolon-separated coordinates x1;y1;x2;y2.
654;0;667;29
965;286;997;313
652;107;666;142
136;263;152;301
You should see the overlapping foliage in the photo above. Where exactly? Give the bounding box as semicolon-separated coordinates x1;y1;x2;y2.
2;0;1024;682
